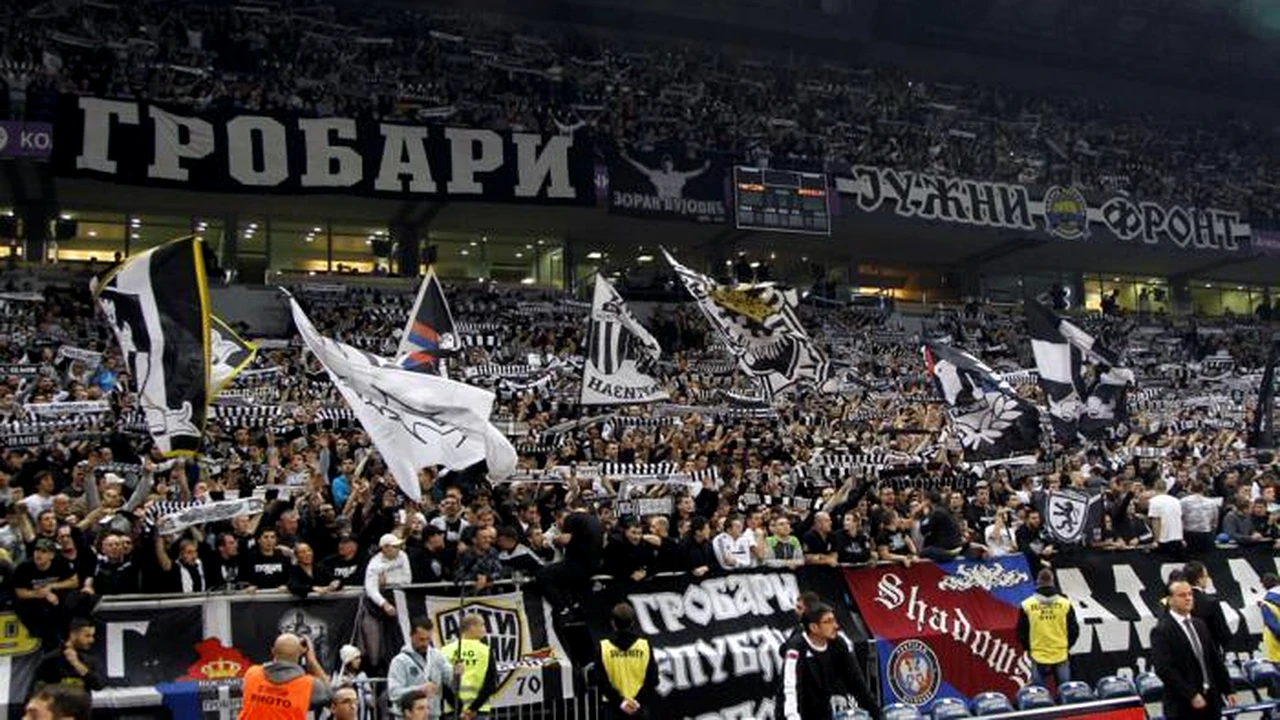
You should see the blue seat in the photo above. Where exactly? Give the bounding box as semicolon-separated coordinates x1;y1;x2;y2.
1015;685;1055;710
1095;675;1138;700
969;691;1013;715
930;697;971;719
834;710;874;720
1245;658;1280;690
883;704;924;720
1135;671;1164;702
1058;680;1095;704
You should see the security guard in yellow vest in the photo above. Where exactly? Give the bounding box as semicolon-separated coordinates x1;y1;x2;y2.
440;614;498;720
594;602;659;719
1015;568;1080;692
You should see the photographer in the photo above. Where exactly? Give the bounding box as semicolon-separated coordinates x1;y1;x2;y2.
237;633;331;720
983;507;1019;557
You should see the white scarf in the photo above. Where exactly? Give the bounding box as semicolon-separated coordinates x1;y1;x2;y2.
179;559;205;593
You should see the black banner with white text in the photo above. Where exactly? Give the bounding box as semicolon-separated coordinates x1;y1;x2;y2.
54;96;595;205
607;145;728;223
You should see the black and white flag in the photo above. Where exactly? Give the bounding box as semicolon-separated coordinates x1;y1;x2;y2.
210;315;257;394
923;341;1041;460
580;275;668;406
290;298;516;501
1252;339;1277;449
1079;365;1136;439
1043;488;1103;545
93;237;211;456
663;249;829;398
1026;300;1132;442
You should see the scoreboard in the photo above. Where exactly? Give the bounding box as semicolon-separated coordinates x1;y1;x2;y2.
733;167;831;235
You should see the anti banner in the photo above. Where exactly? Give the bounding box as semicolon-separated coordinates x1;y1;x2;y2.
55;95;594;205
607;145;728;223
846;556;1035;711
395;589;573;708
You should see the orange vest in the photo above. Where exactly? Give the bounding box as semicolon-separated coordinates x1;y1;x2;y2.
237;665;312;720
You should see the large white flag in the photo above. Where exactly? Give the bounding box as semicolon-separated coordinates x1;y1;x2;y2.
289;299;516;500
581;275;669;406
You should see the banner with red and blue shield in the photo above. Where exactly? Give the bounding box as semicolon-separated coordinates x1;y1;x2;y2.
845;556;1036;711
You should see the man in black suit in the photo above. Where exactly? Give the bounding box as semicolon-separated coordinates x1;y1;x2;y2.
1183;561;1230;654
1151;579;1236;719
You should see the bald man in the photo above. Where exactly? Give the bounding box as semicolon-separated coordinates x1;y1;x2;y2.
237;633;332;720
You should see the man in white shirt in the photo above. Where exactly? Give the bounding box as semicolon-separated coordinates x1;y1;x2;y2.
712;515;756;571
1179;480;1223;554
361;533;413;673
1147;480;1185;558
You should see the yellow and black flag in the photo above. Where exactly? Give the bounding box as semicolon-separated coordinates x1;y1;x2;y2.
92;237;210;456
210;315;257;394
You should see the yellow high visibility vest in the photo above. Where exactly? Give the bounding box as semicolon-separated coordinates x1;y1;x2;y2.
440;638;492;713
1021;595;1072;665
600;638;651;701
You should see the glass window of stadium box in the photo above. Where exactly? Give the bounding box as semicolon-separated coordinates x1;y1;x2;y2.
1192;282;1271;317
234;219;269;284
430;232;560;288
1084;274;1169;314
853;264;955;304
0;208;14;258
327;224;384;276
268;220;328;273
191;218;226;268
127;214;194;256
50;211;127;264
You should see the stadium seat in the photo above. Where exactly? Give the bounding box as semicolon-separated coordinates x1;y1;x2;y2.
969;691;1013;715
929;697;972;719
1095;674;1138;699
1227;660;1252;693
1135;671;1164;702
882;703;925;720
1058;680;1095;704
1015;685;1055;710
1244;658;1279;692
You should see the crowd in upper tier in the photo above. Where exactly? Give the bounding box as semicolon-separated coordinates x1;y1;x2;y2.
1;0;1278;218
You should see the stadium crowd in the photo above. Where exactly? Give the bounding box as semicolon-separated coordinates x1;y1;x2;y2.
0;267;1275;684
1;0;1279;218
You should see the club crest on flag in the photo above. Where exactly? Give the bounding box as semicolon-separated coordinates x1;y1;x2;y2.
581;275;668;406
1045;490;1098;544
887;639;941;707
938;563;1031;592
